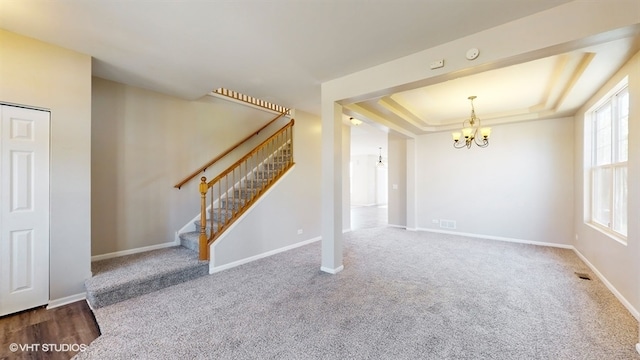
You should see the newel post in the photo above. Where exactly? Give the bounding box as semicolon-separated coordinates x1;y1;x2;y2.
199;177;209;261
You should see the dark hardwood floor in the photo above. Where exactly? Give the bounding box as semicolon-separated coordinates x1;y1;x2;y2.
0;301;100;360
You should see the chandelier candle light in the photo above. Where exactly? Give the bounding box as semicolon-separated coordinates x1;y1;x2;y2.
452;96;491;149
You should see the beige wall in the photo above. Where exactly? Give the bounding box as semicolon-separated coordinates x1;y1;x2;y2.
388;134;407;227
350;154;378;207
91;77;298;255
0;30;92;301
342;124;351;231
417;117;575;245
573;50;640;317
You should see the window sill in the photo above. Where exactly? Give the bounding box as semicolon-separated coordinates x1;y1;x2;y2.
586;222;627;246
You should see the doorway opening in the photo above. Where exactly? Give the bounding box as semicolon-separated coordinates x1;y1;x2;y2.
349;122;388;230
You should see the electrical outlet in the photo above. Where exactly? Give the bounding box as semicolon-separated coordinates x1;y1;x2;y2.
297;229;303;235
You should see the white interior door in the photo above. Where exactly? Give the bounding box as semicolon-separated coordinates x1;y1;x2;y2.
0;105;50;317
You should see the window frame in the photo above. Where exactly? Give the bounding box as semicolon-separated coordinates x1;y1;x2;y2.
587;80;628;243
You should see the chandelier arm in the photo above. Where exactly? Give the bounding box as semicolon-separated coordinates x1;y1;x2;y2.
453;140;468;149
473;135;488;147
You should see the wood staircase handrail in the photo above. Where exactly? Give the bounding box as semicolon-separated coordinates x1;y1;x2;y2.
174;111;288;189
197;118;295;260
207;119;294;186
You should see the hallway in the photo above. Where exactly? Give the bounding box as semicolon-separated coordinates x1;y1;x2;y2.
350;205;387;230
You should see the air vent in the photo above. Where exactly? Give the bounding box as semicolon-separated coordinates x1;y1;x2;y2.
575;272;591;280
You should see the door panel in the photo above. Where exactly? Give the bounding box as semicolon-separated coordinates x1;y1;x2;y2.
10;229;34;292
0;105;50;316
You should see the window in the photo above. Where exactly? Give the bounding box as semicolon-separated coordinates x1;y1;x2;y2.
589;83;628;239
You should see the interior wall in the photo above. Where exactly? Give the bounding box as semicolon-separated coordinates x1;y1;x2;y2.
0;30;92;301
211;110;322;267
416;117;574;246
573;50;640;316
388;135;407;227
342;124;351;231
350;154;378;206
375;166;388;206
91;77;290;255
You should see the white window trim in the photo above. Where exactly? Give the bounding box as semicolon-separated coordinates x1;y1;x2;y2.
585;77;628;244
586;222;627;246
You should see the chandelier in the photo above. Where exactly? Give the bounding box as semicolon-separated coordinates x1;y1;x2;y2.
452;96;491;149
377;147;384;167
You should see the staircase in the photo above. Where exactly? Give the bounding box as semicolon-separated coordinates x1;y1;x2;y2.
179;142;293;254
85;116;294;309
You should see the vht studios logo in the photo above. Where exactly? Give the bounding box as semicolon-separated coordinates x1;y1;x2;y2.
9;343;88;353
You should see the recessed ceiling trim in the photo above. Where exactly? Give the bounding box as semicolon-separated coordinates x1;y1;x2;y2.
529;53;570;113
550;52;595;112
344;104;418;138
377;97;429;128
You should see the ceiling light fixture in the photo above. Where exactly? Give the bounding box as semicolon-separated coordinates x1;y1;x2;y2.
377;147;384;167
452;96;491;149
350;117;363;126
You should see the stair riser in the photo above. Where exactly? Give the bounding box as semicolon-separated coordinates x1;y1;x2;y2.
261;162;287;171
244;180;269;188
193;220;221;232
208;208;233;219
254;171;279;179
85;246;208;309
234;189;258;199
271;156;291;163
220;200;245;211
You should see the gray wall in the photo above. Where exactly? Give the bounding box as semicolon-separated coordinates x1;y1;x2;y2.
0;30;92;301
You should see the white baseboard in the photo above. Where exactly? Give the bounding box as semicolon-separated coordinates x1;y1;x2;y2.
572;248;640;320
321;265;344;274
416;227;574;249
210;236;320;274
47;292;86;309
387;224;406;229
91;241;178;262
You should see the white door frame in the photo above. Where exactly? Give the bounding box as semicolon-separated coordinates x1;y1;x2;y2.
0;103;50;316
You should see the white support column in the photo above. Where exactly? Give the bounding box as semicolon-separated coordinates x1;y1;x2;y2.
320;99;344;274
406;138;417;231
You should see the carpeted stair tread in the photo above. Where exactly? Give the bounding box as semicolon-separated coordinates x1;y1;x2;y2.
179;231;200;252
85;246;208;309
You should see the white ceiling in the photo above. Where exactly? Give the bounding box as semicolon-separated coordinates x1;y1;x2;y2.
348;36;640;136
1;0;573;116
2;0;638;157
